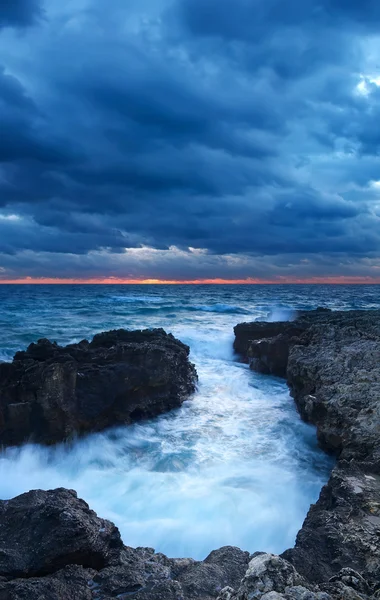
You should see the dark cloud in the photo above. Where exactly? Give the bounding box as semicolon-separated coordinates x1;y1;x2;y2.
0;0;379;280
0;0;42;28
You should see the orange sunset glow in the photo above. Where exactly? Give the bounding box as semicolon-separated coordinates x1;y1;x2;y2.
1;276;380;284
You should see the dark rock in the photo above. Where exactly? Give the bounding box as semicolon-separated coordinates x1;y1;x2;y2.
233;322;302;357
177;547;250;600
0;328;197;446
0;488;123;579
329;568;372;595
2;309;380;600
234;553;306;596
216;554;374;600
248;334;293;377
0;565;96;600
0;487;250;600
235;309;380;589
282;466;380;586
216;553;328;600
286;312;380;463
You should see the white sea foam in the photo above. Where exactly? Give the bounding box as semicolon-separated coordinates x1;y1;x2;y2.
0;321;332;559
110;296;164;304
4;284;370;558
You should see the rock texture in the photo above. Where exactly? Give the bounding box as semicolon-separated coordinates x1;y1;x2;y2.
1;489;372;600
0;328;197;447
0;488;250;600
1;310;380;600
234;309;380;592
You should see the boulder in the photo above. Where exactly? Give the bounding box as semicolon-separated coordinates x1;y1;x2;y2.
0;328;197;446
0;487;251;600
0;488;123;579
216;554;334;600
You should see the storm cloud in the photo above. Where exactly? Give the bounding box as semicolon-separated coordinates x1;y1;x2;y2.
0;0;379;281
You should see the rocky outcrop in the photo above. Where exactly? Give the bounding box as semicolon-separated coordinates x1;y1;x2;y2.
282;466;380;585
216;553;375;600
233;322;303;357
234;309;380;591
0;328;197;447
0;488;251;600
1;488;373;600
233;308;331;375
0;488;123;579
1;310;379;600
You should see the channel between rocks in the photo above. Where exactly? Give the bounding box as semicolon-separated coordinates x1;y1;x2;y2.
0;309;379;600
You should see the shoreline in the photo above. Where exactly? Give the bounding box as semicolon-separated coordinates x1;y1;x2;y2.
0;309;379;599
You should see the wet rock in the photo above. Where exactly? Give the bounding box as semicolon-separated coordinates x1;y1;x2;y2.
0;487;250;600
215;554;333;600
234;553;306;598
0;565;96;600
235;309;380;589
0;488;123;579
177;547;250;600
248;334;293;377
2;309;380;599
233;322;303;357
0;328;197;446
282;466;380;585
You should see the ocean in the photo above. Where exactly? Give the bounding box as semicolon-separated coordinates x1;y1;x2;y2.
0;284;379;559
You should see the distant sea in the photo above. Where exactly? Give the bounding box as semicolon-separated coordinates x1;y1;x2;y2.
0;284;379;559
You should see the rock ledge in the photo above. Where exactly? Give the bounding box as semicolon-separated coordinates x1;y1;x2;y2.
0;328;197;446
235;309;380;590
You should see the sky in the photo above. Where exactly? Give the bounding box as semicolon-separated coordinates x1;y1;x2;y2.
0;0;380;283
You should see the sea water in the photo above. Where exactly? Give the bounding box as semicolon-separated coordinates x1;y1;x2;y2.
0;284;378;559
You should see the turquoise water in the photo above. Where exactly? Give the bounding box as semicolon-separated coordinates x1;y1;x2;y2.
0;284;378;558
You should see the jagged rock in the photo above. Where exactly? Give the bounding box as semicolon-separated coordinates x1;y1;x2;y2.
233;322;303;357
177;546;250;600
234;309;380;589
0;328;197;446
282;466;380;585
0;487;250;600
234;553;306;598
248;334;293;377
0;565;96;600
286;312;380;463
218;587;236;600
0;488;123;579
329;569;371;595
216;554;333;600
2;309;380;600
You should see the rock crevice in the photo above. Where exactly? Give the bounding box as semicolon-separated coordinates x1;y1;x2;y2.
1;311;379;599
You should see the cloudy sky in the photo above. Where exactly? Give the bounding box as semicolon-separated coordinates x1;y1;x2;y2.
0;0;380;283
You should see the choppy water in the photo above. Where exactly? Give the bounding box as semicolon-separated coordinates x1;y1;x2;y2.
0;284;379;559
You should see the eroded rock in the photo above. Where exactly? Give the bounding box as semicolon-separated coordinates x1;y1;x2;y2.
234;309;380;590
0;488;123;579
0;328;197;447
0;487;251;600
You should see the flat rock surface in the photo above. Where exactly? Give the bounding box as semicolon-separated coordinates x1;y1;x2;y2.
0;328;197;447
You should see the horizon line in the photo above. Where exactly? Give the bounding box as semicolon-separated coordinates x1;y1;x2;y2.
1;277;380;285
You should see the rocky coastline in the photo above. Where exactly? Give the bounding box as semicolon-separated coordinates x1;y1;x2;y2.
0;328;197;447
234;309;380;596
0;310;379;600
